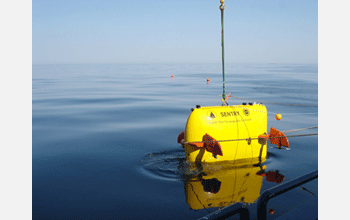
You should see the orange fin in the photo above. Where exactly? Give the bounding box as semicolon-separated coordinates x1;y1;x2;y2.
177;131;185;145
269;127;289;148
203;133;223;156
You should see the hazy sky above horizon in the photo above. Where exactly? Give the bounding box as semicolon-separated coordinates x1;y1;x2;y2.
32;0;318;65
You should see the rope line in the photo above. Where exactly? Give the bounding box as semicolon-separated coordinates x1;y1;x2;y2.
229;95;318;107
183;133;318;145
283;126;318;133
232;105;317;116
269;112;318;115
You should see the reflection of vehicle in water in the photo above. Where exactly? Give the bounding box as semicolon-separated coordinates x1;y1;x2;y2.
182;161;284;210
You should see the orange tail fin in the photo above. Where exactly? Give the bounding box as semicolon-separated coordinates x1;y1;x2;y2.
187;133;223;156
269;127;289;148
177;131;185;145
203;133;223;156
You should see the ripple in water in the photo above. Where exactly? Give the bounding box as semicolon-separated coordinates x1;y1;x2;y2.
140;149;204;181
141;148;275;182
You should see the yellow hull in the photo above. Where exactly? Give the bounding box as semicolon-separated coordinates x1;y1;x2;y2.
184;104;267;163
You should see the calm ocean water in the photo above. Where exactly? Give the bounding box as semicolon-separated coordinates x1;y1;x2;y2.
32;63;318;219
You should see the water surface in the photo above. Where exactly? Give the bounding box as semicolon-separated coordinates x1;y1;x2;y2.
33;63;318;219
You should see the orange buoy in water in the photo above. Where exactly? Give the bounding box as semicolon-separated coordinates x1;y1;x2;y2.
275;113;282;120
207;78;210;83
171;75;173;78
268;209;275;214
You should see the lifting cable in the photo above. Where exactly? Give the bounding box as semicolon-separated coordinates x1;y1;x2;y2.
216;1;316;109
220;0;227;103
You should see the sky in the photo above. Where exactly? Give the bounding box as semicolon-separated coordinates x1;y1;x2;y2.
32;0;318;64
